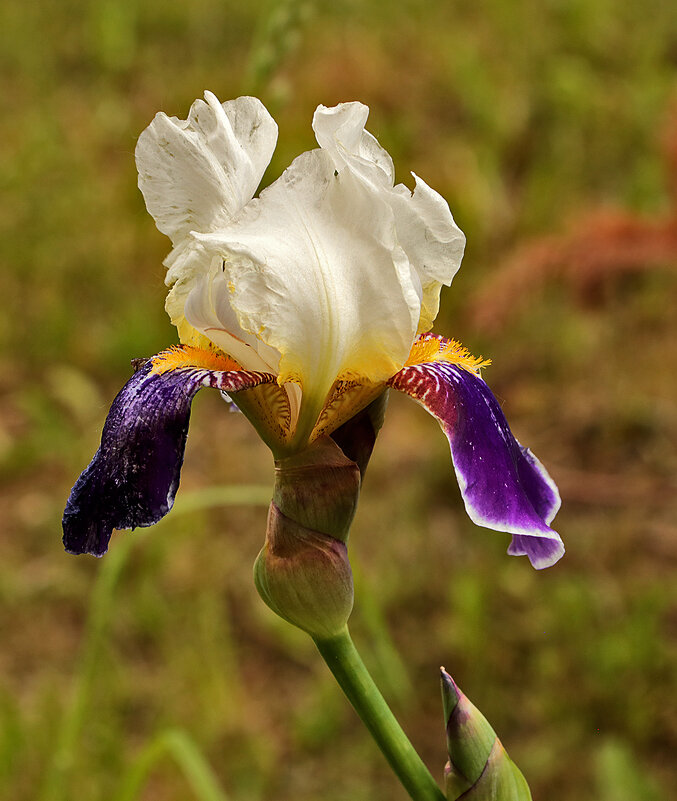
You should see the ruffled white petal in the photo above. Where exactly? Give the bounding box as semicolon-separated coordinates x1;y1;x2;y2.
312;102;395;186
165;266;302;421
136;93;277;243
313;102;465;330
136;94;467;443
194;148;421;414
389;174;466;329
136;92;280;371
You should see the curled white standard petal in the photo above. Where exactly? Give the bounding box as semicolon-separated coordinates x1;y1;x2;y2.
182;266;282;373
166;265;301;423
313;102;465;331
195;148;422;429
136;92;279;373
390;173;466;330
136;93;278;243
313;101;395;186
184;273;275;372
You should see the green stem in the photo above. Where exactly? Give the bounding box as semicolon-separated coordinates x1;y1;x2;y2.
314;627;445;801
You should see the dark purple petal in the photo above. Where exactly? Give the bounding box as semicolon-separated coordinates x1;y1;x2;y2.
63;358;276;556
388;362;563;569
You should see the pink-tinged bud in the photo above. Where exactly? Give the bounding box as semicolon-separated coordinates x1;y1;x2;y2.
441;668;532;800
254;437;361;639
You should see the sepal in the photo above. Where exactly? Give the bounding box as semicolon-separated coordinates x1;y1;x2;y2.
389;353;563;569
62;351;277;556
329;391;389;479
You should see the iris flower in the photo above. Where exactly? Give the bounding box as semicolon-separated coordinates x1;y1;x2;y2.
62;92;563;569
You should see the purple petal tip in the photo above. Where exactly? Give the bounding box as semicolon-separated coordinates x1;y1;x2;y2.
508;533;565;569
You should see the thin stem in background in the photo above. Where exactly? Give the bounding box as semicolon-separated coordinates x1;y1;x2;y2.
39;537;133;801
244;0;315;96
352;564;413;707
40;485;270;801
113;729;229;801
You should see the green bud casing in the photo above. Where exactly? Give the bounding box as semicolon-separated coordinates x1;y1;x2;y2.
254;437;362;639
441;668;532;801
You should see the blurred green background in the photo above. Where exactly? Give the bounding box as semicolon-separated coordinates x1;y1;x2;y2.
2;0;676;799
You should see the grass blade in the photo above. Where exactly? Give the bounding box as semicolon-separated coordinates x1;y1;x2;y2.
114;728;229;801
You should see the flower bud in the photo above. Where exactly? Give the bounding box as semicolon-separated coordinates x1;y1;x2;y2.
441;668;532;800
254;436;361;639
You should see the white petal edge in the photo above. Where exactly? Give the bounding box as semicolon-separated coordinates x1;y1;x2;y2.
313;101;395;186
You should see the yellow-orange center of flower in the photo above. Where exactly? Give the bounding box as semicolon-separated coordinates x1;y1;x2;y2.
405;334;491;374
151;345;241;375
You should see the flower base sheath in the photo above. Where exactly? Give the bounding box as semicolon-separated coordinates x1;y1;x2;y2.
254;437;360;639
253;393;387;639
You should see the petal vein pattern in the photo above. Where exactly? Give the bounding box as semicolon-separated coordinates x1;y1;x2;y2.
312;379;385;442
388;352;563;569
62;351;280;556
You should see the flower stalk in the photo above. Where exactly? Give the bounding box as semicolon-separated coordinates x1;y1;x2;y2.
315;628;445;801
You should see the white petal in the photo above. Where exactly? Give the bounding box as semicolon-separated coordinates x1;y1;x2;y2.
313;102;394;185
391;174;465;283
313;103;465;330
166;268;302;423
136;92;277;245
183;267;281;373
194;149;421;414
389;173;466;328
163;237;212;290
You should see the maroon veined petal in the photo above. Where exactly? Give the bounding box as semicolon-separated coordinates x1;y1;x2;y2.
62;357;277;557
388;361;563;569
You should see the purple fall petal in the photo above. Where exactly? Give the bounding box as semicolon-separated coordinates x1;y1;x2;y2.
389;361;563;569
62;359;276;557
